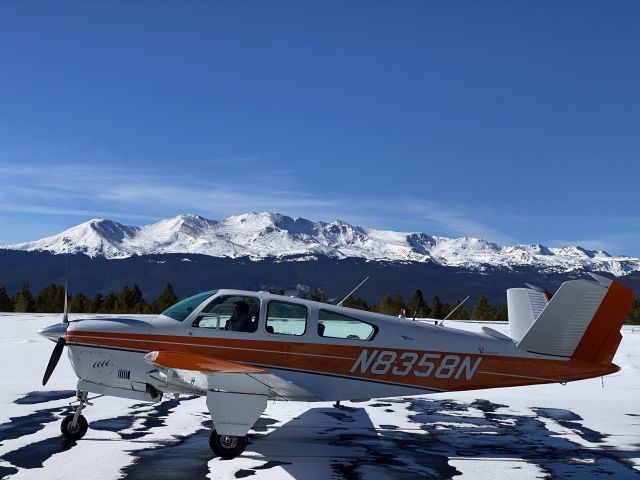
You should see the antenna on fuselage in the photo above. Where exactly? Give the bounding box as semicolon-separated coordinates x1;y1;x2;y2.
62;237;70;324
337;276;370;307
437;295;470;327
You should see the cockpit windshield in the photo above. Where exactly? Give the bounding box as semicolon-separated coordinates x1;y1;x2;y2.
161;290;218;322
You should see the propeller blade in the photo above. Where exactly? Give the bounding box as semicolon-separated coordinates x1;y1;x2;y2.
42;338;66;386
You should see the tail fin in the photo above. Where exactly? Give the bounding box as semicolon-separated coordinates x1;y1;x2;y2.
507;287;548;342
516;274;635;362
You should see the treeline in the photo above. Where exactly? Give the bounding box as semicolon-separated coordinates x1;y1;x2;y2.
2;283;639;324
0;283;505;320
0;283;179;315
300;288;508;321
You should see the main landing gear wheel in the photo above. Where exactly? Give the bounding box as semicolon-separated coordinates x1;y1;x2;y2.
61;413;88;440
209;430;248;459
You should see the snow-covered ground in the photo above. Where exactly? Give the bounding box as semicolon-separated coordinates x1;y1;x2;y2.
0;313;639;479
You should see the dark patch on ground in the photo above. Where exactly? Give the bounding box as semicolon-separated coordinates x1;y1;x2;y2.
254;460;292;470
379;424;399;430
122;427;211;480
13;390;76;405
121;398;184;440
0;407;65;443
332;458;361;480
234;470;255;478
317;426;348;435
321;411;357;423
0;465;18;479
369;403;392;407
251;417;279;433
2;436;76;469
90;415;136;433
408;398;638;479
470;398;508;413
533;408;608;443
329;430;459;480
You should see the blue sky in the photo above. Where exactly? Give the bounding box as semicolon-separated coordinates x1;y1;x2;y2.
1;1;639;255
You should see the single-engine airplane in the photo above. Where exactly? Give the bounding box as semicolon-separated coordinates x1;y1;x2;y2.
38;273;635;459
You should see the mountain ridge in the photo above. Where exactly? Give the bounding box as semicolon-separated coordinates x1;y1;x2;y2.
2;212;639;276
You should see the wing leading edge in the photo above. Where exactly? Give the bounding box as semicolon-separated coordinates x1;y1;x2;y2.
145;350;318;401
144;350;269;373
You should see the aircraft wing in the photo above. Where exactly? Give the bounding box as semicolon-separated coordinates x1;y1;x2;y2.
144;350;318;401
145;351;268;373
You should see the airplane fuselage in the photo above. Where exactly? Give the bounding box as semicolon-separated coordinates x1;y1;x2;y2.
63;290;617;403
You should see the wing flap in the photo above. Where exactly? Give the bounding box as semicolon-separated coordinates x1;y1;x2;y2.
144;351;269;374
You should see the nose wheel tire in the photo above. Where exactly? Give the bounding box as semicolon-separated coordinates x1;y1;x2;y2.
61;414;88;440
209;430;247;459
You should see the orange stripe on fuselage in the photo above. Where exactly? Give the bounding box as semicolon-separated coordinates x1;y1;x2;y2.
66;331;617;392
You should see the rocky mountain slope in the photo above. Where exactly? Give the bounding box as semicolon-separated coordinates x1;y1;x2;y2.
3;212;639;276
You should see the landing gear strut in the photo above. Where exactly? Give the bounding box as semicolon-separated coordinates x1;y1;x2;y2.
209;430;248;459
61;391;90;440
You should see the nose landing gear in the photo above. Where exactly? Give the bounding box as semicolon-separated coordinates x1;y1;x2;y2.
61;412;88;440
61;390;99;441
209;430;248;459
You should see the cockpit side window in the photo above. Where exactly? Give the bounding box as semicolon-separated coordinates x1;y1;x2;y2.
266;301;308;336
192;295;260;332
161;290;217;322
318;309;377;341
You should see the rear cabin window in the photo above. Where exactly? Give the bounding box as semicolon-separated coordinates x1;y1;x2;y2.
318;310;377;341
192;295;260;332
266;301;307;336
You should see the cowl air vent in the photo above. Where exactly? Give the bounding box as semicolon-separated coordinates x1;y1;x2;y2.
118;369;131;380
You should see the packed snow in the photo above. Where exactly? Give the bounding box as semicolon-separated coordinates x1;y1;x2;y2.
0;313;638;479
2;213;639;275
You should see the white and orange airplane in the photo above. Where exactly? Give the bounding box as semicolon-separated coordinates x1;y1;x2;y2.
38;273;635;459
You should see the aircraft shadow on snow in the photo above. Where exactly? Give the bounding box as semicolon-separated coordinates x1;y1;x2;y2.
1;393;639;480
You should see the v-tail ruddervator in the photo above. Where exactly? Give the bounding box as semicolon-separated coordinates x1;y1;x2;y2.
38;273;635;459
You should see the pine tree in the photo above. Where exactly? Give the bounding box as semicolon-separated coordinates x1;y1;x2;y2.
430;296;444;319
70;293;90;313
304;288;327;303
341;295;369;311
130;284;147;313
626;299;640;325
115;286;129;313
407;289;430;318
13;283;34;312
446;298;469;320
376;293;405;316
493;303;508;321
154;283;179;313
90;293;104;313
471;296;497;320
0;285;12;312
34;284;65;313
100;292;117;313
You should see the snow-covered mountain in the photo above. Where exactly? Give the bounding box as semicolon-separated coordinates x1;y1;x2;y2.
2;212;639;275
